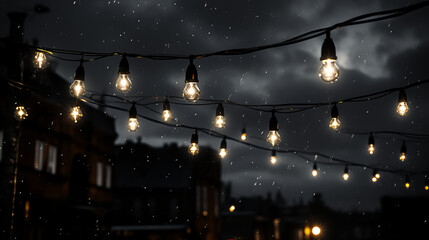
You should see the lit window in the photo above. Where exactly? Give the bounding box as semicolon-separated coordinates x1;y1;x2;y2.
105;165;112;188
34;140;44;171
96;162;103;187
47;145;57;174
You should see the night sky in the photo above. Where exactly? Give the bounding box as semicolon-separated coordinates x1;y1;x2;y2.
1;0;429;211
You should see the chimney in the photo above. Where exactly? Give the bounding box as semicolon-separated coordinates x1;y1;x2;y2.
8;12;27;42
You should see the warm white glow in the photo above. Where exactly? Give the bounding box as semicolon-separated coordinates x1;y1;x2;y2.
368;144;375;155
329;117;341;130
229;205;235;212
183;82;200;102
375;173;380;179
312;170;318;177
425;185;428;191
372;177;377;182
14;106;28;121
219;148;227;158
397;101;409;116
116;73;132;93
270;156;277;165
71;106;83;123
343;173;349;181
399;152;406;162
69;80;85;98
188;143;199;155
405;182;410;189
319;59;339;82
312;226;321;236
34;51;48;69
266;130;281;146
128;118;139;132
241;133;247;141
215;115;226;128
163;110;172;122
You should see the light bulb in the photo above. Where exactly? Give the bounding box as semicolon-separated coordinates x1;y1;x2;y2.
183;82;201;102
229;205;235;212
271;156;277;165
312;226;321;236
319;59;339;82
116;74;132;93
34;51;48;69
372;177;378;182
266;130;281;146
343;173;349;181
241;133;247;141
399;152;406;161
425;185;428;191
219;148;227;158
128;118;139;131
368;144;375;155
188;143;199;155
14;106;28;121
215;116;226;128
312;169;318;177
396;89;408;116
405;182;410;189
375;173;380;179
71;106;83;123
163;110;172;122
329;117;341;130
69;80;85;98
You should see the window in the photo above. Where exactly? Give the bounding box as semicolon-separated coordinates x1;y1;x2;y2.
34;140;57;174
96;162;103;187
105;165;112;189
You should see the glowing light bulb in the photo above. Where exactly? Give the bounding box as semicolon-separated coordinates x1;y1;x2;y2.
266;130;281;146
425;185;428;191
183;82;200;102
163;110;172;121
312;169;318;177
34;51;48;69
399;141;407;162
116;74;132;93
270;150;277;165
241;133;246;141
219;148;227;158
69;80;85;98
14;106;28;121
128;118;139;131
343;173;349;181
399;152;406;162
189;131;199;156
396;89;408;116
404;176;410;189
368;144;375;155
329;117;341;130
229;205;235;212
405;182;410;189
312;226;321;236
375;173;380;179
372;177;377;182
71;106;83;123
189;143;199;155
319;59;339;82
215;116;225;128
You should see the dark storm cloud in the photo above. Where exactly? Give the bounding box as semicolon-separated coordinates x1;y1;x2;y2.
1;0;429;210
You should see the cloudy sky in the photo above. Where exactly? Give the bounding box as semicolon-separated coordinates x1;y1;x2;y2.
1;0;429;211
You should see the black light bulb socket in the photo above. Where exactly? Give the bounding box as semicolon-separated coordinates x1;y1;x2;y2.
344;166;349;174
216;103;224;117
74;62;85;81
191;130;198;144
368;132;375;145
271;150;276;157
220;137;227;149
313;162;317;170
118;54;130;75
320;32;337;61
398;89;407;103
163;99;170;111
129;103;137;118
331;103;339;118
185;58;198;83
401;141;407;154
241;128;246;134
269;111;279;131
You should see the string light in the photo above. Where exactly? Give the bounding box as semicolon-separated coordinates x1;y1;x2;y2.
71;105;83;123
128;103;139;132
188;130;199;156
69;61;86;98
33;51;48;69
372;169;380;182
319;32;339;83
14;106;28;121
116;54;132;93
183;58;200;102
329;103;341;130
267;111;281;146
270;150;277;165
215;103;226;128
404;175;410;189
399;141;406;162
229;205;236;212
343;166;349;181
219;137;227;158
241;128;247;141
312;162;318;177
396;89;409;116
425;176;428;191
368;132;375;155
162;99;172;122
